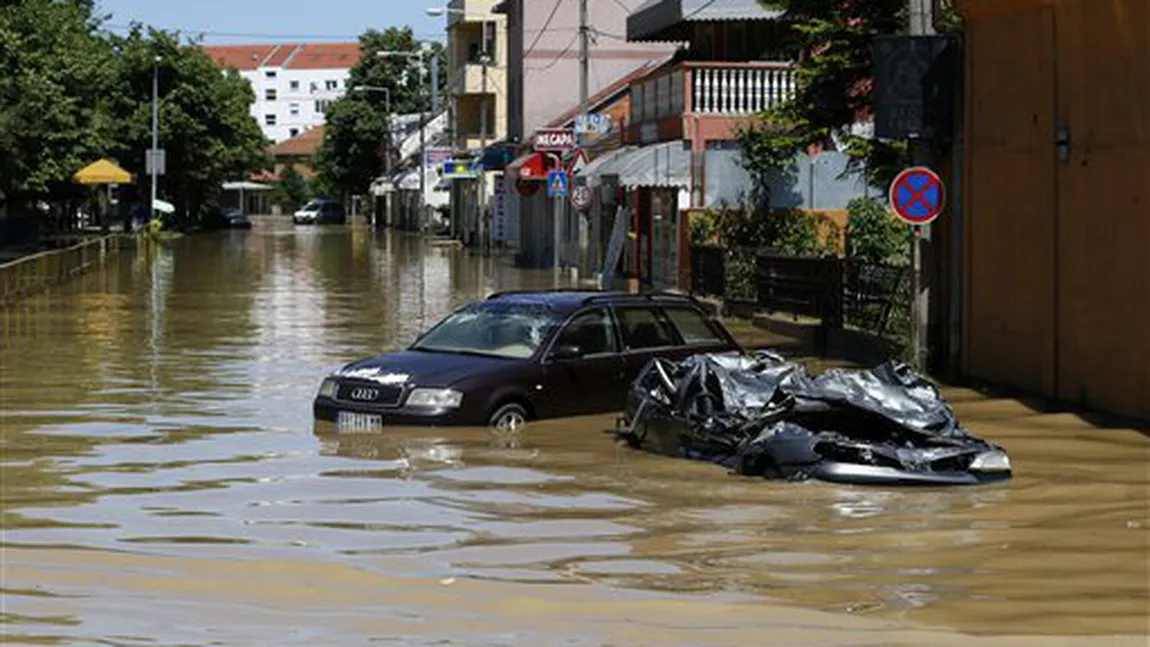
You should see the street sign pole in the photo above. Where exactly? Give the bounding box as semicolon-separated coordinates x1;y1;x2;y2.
909;0;935;373
889;164;944;373
546;162;568;288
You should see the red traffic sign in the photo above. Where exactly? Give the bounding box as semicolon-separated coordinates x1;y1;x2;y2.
570;185;592;211
889;166;945;225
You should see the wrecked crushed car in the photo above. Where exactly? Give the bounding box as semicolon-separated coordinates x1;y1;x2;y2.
615;350;1012;487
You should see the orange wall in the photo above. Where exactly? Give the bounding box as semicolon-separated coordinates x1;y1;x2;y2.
960;0;1150;418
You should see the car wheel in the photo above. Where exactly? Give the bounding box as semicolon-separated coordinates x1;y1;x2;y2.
488;402;529;431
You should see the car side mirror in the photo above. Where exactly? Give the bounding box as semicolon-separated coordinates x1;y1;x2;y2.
548;344;583;361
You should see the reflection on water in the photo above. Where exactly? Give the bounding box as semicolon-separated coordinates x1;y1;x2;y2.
1;217;1147;646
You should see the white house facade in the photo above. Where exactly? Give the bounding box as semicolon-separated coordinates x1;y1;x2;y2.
202;43;361;144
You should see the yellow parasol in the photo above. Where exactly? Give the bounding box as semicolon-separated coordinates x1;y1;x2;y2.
73;159;133;185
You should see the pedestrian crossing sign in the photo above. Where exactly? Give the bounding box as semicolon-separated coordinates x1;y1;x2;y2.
546;170;569;198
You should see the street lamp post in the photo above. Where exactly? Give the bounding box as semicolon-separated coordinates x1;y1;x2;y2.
377;47;439;235
150;55;161;223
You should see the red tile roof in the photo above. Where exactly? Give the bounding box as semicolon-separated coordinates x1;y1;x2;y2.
270;125;325;157
285;43;361;70
202;45;278;71
201;43;361;71
264;43;301;67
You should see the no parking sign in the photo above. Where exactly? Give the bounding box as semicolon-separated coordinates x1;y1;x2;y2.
889;166;945;226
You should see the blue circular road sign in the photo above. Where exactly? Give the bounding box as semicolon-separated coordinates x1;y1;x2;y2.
889;166;945;225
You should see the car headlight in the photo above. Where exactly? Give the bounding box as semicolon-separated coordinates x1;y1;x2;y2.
405;388;463;409
317;378;337;398
970;450;1012;472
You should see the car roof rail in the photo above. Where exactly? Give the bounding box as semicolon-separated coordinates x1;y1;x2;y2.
486;288;605;300
580;289;700;307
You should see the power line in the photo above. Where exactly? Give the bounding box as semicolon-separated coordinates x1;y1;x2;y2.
590;26;627;41
523;0;566;59
526;32;580;71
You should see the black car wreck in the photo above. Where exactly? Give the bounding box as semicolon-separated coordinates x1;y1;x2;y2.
616;350;1013;487
313;290;743;430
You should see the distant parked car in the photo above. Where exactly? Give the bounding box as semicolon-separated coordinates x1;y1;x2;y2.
202;206;251;230
293;199;346;225
312;290;743;431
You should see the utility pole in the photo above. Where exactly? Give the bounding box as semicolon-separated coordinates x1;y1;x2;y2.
579;0;589;114
565;0;589;282
908;0;935;372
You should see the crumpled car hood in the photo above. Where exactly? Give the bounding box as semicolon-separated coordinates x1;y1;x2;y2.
618;350;1012;486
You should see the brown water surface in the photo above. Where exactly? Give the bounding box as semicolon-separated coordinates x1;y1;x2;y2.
2;219;1147;645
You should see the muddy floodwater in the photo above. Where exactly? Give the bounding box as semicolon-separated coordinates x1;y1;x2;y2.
2;218;1147;646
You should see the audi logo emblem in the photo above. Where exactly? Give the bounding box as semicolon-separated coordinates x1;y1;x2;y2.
349;387;379;401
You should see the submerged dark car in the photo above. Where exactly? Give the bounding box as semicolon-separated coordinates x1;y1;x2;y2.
313;290;743;430
205;206;252;229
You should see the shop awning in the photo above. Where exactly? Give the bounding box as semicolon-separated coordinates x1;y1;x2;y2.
222;180;273;191
506;152;549;181
474;142;517;171
574;146;637;187
613;140;691;189
627;0;785;42
394;168;422;191
73;159;132;185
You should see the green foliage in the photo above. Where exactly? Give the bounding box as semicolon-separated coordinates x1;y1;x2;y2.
694;204;840;302
696;204;838;257
845;196;911;265
272;165;311;211
0;3;269;229
0;0;116;200
316;27;446;199
103;25;271;228
740;0;963;193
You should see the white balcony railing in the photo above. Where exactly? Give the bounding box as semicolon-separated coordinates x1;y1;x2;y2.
690;63;796;115
630;61;796;123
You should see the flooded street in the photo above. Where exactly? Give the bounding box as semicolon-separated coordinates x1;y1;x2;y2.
2;218;1147;646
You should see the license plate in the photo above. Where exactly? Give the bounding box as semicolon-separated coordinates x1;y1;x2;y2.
336;411;384;432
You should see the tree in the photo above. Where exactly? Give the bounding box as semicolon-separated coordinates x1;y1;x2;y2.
739;1;962;192
272;164;311;211
102;25;270;228
315;27;447;199
0;0;117;201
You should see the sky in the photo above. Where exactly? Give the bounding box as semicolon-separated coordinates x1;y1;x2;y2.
94;0;450;44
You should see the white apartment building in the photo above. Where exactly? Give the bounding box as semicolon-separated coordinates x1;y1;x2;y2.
202;43;361;144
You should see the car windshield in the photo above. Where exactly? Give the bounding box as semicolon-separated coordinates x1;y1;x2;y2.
410;302;563;359
301;200;322;211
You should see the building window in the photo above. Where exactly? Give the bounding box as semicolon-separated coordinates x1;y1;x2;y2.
289;128;300;138
266;70;277;79
265;88;277;101
290;102;300;116
315;99;330;113
290;80;300;91
325;79;338;91
265;114;277;126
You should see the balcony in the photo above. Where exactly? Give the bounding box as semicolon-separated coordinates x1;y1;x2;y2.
449;61;505;96
630;61;796;123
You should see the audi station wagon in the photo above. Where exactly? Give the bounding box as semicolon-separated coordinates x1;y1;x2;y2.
312;290;743;430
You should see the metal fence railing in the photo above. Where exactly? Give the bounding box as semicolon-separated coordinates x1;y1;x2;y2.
688;245;911;350
0;235;130;306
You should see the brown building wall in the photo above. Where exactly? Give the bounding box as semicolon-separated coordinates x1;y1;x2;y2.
959;0;1149;419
